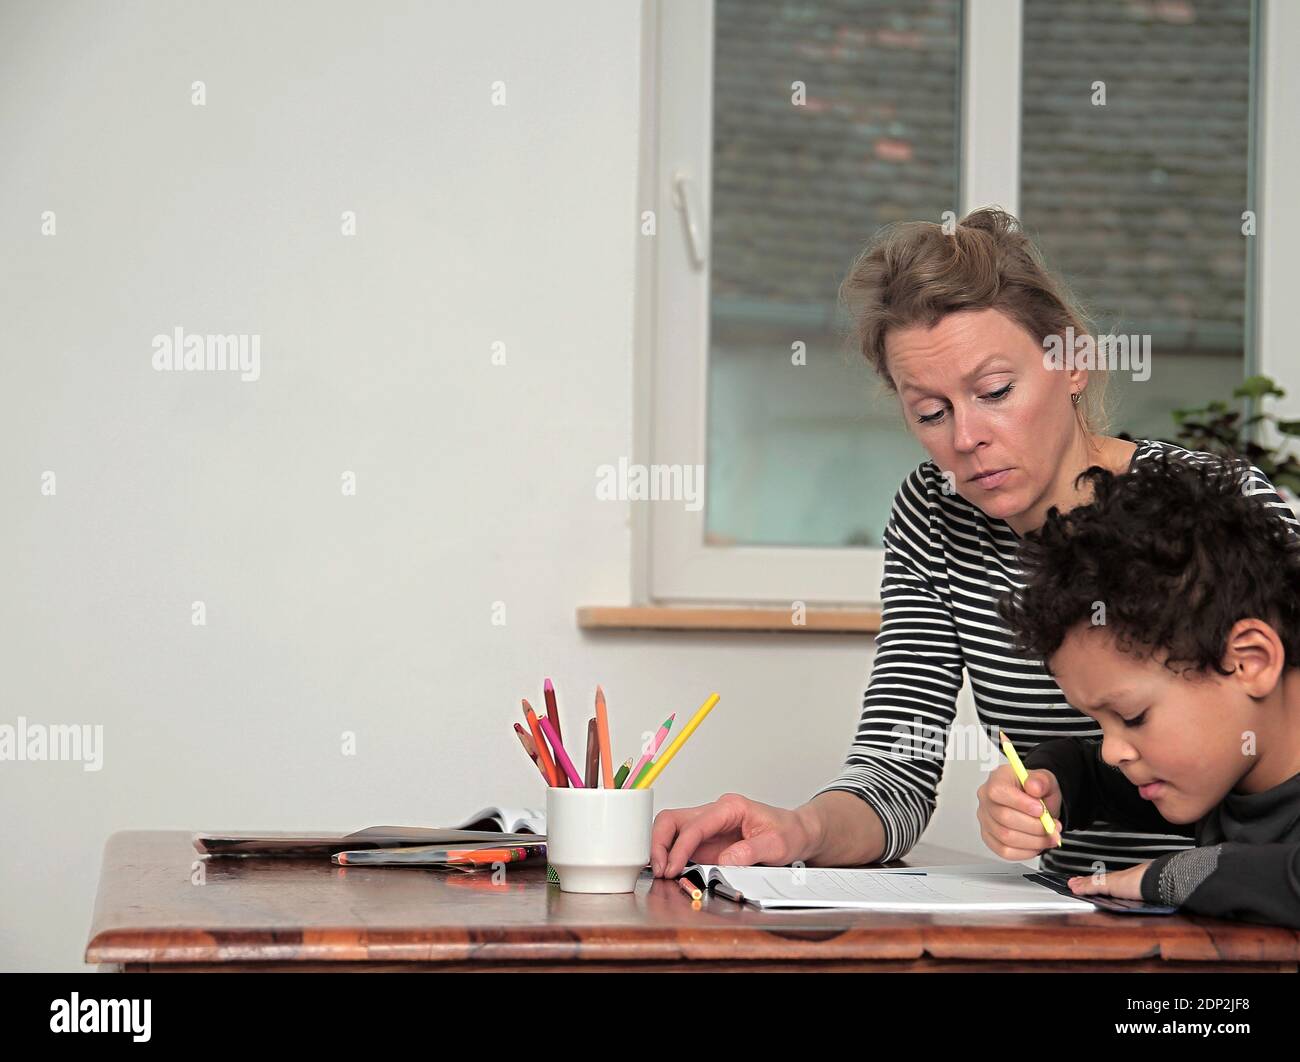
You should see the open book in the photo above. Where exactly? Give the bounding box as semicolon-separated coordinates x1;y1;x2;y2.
454;806;545;834
193;805;546;856
681;862;1099;912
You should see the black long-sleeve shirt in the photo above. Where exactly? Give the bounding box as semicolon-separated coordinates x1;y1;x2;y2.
1025;737;1300;928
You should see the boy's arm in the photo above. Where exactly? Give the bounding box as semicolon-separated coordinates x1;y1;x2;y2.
1023;737;1191;836
1140;843;1300;928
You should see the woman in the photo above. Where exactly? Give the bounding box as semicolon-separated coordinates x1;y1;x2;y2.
650;207;1297;880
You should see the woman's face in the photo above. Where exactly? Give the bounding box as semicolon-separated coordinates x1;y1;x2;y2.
885;307;1085;525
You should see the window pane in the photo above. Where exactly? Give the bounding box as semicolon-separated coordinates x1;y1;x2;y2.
1020;0;1255;441
705;0;962;548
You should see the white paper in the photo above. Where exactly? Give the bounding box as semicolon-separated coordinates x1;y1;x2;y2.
691;863;1091;912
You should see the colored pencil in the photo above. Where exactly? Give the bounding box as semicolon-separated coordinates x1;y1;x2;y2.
441;848;536;865
594;685;614;788
514;724;537;758
612;756;634;789
999;729;1062;847
522;699;560;787
335;844;544;866
513;723;549;783
544;678;568;787
633;694;719;789
625;713;676;788
584;717;600;788
539;715;585;787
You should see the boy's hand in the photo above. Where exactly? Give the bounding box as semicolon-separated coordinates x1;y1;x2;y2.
1067;861;1152;901
976;764;1064;860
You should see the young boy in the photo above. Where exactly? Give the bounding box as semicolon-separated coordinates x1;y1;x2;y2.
978;449;1300;926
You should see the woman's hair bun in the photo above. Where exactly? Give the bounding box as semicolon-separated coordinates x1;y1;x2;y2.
957;206;1021;240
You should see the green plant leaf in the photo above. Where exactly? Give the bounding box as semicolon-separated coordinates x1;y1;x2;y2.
1234;375;1285;400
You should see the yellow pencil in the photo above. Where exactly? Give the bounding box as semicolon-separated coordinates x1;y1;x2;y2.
998;729;1062;847
633;693;720;789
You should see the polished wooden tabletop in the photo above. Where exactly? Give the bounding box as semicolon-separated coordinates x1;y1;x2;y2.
85;830;1300;971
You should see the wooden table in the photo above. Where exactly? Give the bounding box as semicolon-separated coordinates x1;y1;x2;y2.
86;831;1300;972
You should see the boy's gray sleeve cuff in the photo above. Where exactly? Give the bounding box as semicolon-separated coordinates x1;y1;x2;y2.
1140;845;1222;907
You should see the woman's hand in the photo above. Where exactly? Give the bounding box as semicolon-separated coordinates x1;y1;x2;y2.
1067;861;1152;901
976;764;1064;860
650;793;820;878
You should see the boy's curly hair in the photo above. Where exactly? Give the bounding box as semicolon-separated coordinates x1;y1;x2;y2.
997;450;1300;676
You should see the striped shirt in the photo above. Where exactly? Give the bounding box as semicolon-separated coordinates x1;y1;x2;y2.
815;437;1300;874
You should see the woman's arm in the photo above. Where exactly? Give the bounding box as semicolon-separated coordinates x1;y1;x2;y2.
797;790;888;866
807;466;967;865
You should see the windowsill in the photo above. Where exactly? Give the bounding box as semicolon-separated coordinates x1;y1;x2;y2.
576;605;882;634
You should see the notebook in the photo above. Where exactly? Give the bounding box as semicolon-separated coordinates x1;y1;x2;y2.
193;805;546;856
680;862;1173;914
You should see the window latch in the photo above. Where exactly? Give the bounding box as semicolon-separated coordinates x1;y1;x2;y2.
672;171;707;270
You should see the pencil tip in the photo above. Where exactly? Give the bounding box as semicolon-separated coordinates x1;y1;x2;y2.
544;678;553;691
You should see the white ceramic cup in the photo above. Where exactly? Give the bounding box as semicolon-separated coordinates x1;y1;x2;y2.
545;785;654;893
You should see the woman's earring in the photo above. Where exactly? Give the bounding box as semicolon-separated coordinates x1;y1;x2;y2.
1070;392;1081;406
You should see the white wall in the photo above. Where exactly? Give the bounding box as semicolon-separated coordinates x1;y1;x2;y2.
0;0;987;971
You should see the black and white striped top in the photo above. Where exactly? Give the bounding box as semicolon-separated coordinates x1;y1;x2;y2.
815;438;1300;874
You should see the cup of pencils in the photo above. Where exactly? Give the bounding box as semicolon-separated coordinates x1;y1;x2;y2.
546;786;653;893
513;679;721;893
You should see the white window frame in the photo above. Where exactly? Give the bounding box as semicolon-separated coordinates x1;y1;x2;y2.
634;0;1292;607
1255;0;1300;434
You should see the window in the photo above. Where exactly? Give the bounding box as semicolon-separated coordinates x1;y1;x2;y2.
640;0;1293;606
706;0;961;550
1020;0;1256;440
